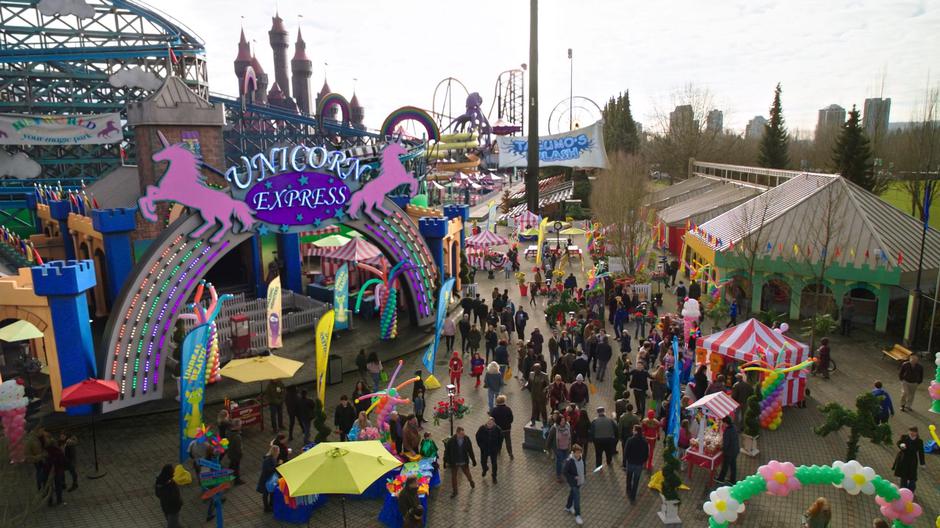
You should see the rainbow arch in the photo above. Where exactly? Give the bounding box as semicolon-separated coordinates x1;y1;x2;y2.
317;92;351;126
381;106;440;143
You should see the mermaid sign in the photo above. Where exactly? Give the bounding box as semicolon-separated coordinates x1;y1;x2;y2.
140;130;418;240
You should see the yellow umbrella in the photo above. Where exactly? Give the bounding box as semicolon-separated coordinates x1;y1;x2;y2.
278;441;402;527
219;354;303;383
559;227;586;236
0;320;44;342
312;234;351;248
520;228;540;236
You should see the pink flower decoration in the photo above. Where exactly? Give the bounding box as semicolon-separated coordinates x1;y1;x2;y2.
758;461;801;496
876;488;923;525
928;380;940;400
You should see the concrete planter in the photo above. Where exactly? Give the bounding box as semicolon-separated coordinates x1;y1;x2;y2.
740;433;760;457
658;494;682;526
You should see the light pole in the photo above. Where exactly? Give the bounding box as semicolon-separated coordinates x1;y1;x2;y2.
568;48;573;131
525;0;539;214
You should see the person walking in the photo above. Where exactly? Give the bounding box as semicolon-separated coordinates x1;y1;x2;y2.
893;426;926;492
569;374;589;408
470;351;486;388
45;440;67;507
443;317;457;352
334;395;357;441
840;298;855;337
814;338;831;380
284;386;299;441
297;390;316;444
898;355;924;412
802;497;832;528
528;363;550;427
514;307;528;340
263;379;286;431
490;394;515;460
257;445;279;513
716;416;740;485
548;374;569;411
59;433;79;491
871;381;895;424
595;335;613;382
730;373;753;421
443;427;477;497
629;363;650;415
546;414;573;482
467;325;482;357
367;352;384;391
398;476;422;527
476;417;503;483
726;300;738;328
548;333;560;367
474;297;489;330
623;425;648;504
563;444;586;526
618;404;640;456
641;410;661;471
227;419;244;485
402;416;421;455
449;350;465;393
589;406;618;470
484;362;504;411
355;348;368;380
458;314;472;355
413;388;427;425
155;464;183;528
352;380;371;415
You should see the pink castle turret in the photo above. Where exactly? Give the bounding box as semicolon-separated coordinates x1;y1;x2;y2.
291;29;313;114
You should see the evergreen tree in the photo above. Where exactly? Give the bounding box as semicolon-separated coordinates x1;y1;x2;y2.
814;392;891;461
758;83;790;169
613;354;629;401
661;435;682;501
312;396;332;442
743;393;762;437
602;91;640;154
831;105;877;191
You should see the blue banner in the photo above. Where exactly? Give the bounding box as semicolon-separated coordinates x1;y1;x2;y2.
334;263;350;331
179;323;210;463
422;277;455;373
667;337;682;447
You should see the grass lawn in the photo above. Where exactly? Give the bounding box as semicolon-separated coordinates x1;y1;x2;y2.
880;181;940;230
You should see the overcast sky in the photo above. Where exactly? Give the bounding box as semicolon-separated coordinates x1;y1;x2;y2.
160;0;940;135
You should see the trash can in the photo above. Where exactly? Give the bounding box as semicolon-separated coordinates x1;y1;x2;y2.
327;354;343;385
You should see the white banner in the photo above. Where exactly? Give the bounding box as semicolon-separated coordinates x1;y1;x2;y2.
497;120;609;169
0;113;123;145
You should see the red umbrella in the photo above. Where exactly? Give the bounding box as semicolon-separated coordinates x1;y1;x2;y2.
60;378;119;479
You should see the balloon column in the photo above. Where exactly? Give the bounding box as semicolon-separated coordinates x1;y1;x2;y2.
743;352;814;431
929;351;940;414
354;360;420;453
180;281;234;384
354;260;412;340
704;460;922;528
0;379;28;463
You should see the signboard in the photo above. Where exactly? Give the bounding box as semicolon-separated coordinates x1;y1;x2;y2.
333;264;350;331
315;310;335;402
179;324;210;463
266;276;282;349
0;113;123;145
422;277;455;373
496;120;609;169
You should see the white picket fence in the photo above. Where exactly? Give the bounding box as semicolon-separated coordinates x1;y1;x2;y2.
180;291;330;354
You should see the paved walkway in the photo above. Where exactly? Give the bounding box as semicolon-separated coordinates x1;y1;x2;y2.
17;248;940;528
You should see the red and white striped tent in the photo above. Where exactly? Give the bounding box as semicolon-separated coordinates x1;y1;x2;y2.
466;230;509;248
318;238;387;286
700;318;809;406
513;210;540;229
687;391;739;419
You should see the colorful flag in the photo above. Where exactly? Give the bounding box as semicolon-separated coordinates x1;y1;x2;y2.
179;323;210;463
333;264;350;331
422;277;456;375
315;310;335;402
266;276;282;349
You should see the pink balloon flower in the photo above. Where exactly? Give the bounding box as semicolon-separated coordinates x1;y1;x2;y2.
928;380;940;400
758;460;801;496
876;488;923;525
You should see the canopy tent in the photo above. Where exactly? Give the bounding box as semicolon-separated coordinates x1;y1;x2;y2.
465;230;509;248
513;210;540;229
687;391;739;419
319;238;387;286
699;318;809;406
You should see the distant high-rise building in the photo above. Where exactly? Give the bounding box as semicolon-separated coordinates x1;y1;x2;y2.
669;105;696;133
706;109;723;133
863;97;891;139
745;115;767;140
816;104;845;140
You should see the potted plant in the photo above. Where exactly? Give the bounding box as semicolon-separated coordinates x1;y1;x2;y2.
458;252;471;294
658;435;682;526
740;393;761;457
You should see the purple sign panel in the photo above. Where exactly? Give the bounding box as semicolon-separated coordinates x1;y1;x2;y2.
244;171;350;226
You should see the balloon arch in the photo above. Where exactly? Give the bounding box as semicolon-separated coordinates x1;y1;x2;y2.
704;460;923;528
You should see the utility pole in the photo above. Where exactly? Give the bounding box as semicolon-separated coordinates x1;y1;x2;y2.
526;0;539;214
568;48;573;131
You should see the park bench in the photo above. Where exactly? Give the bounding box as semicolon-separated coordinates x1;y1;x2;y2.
882;344;913;362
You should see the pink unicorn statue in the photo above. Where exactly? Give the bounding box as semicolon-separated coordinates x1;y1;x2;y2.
139;130;255;243
346;142;417;223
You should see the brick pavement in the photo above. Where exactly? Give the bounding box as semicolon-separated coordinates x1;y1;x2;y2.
18;249;940;528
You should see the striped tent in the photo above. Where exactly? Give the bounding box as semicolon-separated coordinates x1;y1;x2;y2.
699;318;809;406
465;230;509;248
319;238;387;286
687;391;739;419
513;210;540;229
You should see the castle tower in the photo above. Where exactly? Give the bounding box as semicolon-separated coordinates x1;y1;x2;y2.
290;29;313;114
317;78;336;120
350;92;364;128
250;52;268;105
234;28;252;96
268;12;290;100
267;81;297;113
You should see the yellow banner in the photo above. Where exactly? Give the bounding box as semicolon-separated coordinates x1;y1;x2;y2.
266;276;282;349
315;309;335;402
535;216;549;265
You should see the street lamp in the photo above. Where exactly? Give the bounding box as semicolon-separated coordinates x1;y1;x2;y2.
446;383;457;437
554;220;563;257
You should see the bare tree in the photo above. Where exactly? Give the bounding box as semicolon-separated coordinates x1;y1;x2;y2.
728;192;774;317
590;152;652;275
882;85;940;219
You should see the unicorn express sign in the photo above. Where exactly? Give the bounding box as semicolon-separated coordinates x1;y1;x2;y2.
139;131;417;241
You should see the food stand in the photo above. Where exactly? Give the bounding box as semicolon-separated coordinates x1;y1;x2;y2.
224;396;263;431
683;391;739;485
